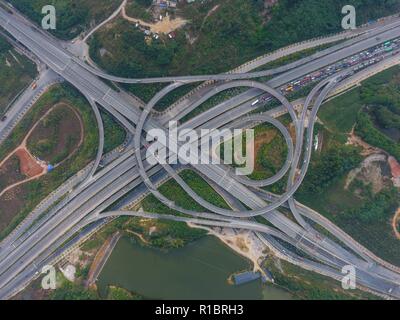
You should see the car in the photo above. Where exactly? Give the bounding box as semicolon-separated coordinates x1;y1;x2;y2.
1;115;7;122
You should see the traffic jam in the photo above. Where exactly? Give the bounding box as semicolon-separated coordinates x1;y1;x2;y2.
280;39;400;94
252;38;400;107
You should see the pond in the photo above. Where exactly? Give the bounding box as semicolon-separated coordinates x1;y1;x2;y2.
97;235;293;300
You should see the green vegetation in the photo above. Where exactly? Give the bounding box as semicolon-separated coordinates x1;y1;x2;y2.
251;124;288;181
353;66;400;160
0;35;11;54
0;155;24;190
83;169;230;251
124;218;207;250
106;286;143;300
297;66;400;266
344;187;398;224
298;126;400;265
260;0;398;49
320;90;363;136
355;112;400;161
126;0;153;22
327;66;400;161
101;110;126;153
52;281;138;300
0;36;37;116
263;257;377;300
321;66;400;152
256;42;340;71
90;0;398;103
50;274;98;300
90;0;265;78
27;105;82;164
298;145;362;196
141;169;230;215
181;87;247;121
50;275;143;300
8;0;121;40
0;84;98;240
126;169;231;249
81;220;125;251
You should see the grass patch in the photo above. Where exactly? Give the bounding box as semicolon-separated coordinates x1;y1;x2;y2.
141;169;230;214
50;274;98;300
251;124;288;181
123;169;231;249
0;37;37;116
320;89;363;135
0;84;98;240
101;110;126;153
126;0;153;23
263;257;377;300
27;104;83;164
106;285;143;300
296;66;400;266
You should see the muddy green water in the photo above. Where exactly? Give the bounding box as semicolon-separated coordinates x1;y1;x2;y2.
97;236;293;300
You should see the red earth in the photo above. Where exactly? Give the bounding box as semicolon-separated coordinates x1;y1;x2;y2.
14;148;45;177
388;156;400;178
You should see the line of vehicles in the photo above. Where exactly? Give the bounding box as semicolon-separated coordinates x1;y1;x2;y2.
281;38;400;95
250;39;400;108
249;39;399;108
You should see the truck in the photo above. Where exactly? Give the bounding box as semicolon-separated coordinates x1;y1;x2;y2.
285;86;294;92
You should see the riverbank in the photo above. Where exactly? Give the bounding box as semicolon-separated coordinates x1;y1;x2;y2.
86;232;121;288
187;223;268;279
96;235;291;300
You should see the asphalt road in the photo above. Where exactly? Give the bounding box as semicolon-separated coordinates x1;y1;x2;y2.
0;6;400;299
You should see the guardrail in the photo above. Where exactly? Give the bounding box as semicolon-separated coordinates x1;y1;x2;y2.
152;13;400;119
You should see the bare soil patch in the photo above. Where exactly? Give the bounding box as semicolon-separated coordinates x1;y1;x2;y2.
14;149;44;177
347;128;380;156
0;102;84;233
122;5;187;34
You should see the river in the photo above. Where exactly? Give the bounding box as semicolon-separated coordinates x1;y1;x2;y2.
97;235;293;300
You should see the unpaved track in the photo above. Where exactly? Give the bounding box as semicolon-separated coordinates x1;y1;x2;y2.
0;103;84;197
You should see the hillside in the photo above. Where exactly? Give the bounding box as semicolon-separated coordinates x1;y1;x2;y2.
90;0;400;77
7;0;121;40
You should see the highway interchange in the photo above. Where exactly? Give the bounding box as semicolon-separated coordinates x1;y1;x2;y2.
0;5;400;299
